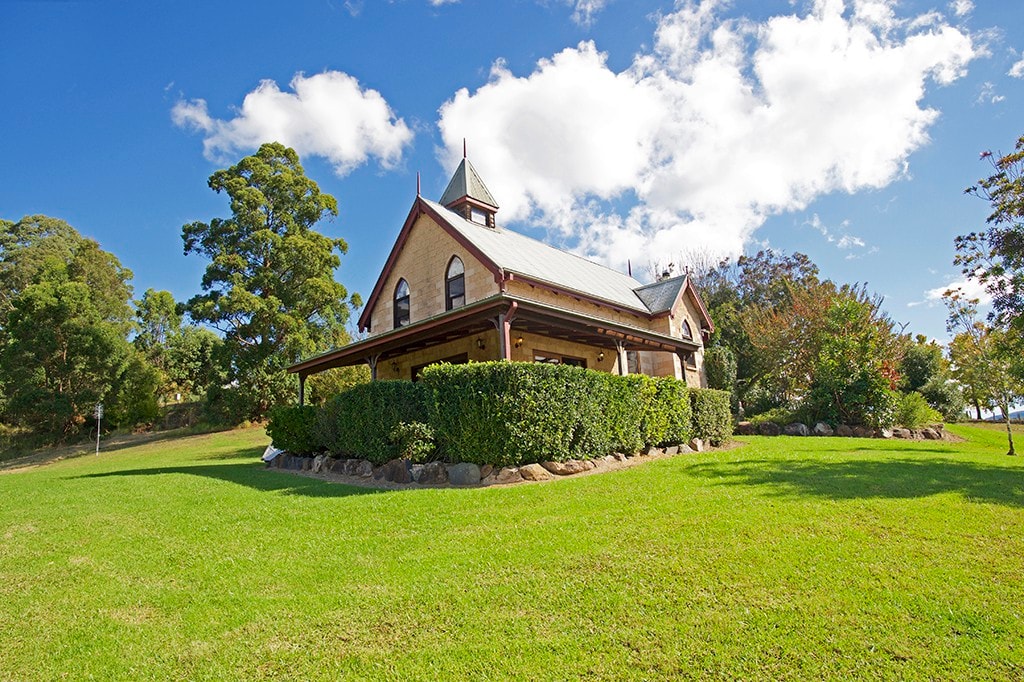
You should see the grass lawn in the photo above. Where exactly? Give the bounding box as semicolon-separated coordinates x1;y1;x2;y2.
1;424;1022;680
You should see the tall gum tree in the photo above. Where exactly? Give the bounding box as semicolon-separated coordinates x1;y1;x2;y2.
182;142;359;418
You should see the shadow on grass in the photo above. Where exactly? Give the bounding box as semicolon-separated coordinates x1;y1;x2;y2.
1;426;249;471
73;459;381;499
686;457;1024;507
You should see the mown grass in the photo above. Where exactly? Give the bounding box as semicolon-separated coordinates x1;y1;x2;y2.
1;424;1022;679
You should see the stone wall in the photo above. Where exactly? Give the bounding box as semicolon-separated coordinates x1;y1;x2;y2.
369;214;497;335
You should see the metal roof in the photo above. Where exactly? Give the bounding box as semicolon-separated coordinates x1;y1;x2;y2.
634;276;687;314
422;198;655;313
439;158;499;209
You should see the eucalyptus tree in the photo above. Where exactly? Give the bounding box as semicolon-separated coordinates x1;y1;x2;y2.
182;142;359;419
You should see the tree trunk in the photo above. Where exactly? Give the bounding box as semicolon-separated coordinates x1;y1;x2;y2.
1002;401;1016;456
974;399;982;421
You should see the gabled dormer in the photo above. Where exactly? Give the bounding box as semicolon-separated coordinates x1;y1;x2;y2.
439;155;499;229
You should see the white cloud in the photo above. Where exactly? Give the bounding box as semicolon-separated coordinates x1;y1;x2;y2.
1010;58;1024;78
976;81;1005;104
173;71;413;176
571;0;609;26
915;277;993;307
950;0;973;17
437;0;975;274
837;235;866;249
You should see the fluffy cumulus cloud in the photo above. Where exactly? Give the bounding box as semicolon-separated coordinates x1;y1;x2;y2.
1010;57;1024;78
172;71;413;176
437;0;976;273
916;276;992;307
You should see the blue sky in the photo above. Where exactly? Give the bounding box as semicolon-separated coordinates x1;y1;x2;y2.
2;0;1022;342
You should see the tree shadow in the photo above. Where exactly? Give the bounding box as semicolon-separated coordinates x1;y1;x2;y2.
685;457;1024;508
1;426;248;471
73;460;382;499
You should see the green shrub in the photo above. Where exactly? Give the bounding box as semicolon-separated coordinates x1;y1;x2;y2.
389;421;436;463
895;391;943;428
919;376;965;423
316;380;428;464
422;362;609;467
651;377;693;446
690;388;732;445
599;374;648;454
747;407;796;426
704;345;737;394
266;405;320;455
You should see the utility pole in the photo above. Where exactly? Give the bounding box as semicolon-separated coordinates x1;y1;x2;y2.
95;403;103;455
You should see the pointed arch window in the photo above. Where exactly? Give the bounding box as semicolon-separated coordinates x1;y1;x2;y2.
445;256;466;310
681;319;693;340
394;279;410;328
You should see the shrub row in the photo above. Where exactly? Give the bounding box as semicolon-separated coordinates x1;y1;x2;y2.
267;362;731;466
316;380;428;463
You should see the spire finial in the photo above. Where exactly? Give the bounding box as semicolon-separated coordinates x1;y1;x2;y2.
416;171;421;196
463;138;467;159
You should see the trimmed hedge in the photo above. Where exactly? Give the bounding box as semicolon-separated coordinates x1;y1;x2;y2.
297;363;733;468
690;388;732;445
266;405;320;455
420;362;713;467
421;362;608;467
316;380;428;464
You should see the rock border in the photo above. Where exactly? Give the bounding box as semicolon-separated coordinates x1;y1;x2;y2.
734;420;960;442
264;437;729;490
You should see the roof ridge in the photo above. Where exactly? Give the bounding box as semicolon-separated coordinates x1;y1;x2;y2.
634;274;687;292
424;198;643;285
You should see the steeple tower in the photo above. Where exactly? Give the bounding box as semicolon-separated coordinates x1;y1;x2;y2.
439;146;499;228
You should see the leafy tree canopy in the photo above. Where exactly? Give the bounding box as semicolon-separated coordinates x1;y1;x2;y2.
945;292;1023;455
0;238;135;438
959;134;1024;333
182;142;359;418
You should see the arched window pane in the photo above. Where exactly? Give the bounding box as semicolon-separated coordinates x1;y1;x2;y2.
394;278;410;328
681;320;693;339
447;257;464;278
446;257;465;310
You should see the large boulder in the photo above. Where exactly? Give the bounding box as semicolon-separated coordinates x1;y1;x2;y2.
735;421;756;435
643;445;663;456
663;445;680;456
812;422;834;437
852;426;874;438
519;463;552;481
376;459;412;484
494;467;524;484
416;461;449;484
448;463;482;486
688;438;705;452
355;460;373;477
922;428;942;440
541;460;590;476
757;422;781;436
312;454;327;473
783;422;810;436
835;424;854;437
876;428;894;439
892;428;911;439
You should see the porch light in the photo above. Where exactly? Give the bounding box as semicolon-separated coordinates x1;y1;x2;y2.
597;352;605;362
514;336;524;348
476;338;486;350
391;361;399;372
